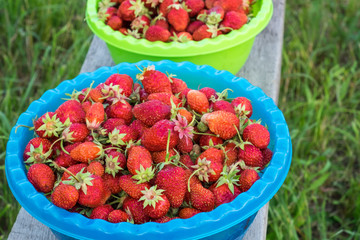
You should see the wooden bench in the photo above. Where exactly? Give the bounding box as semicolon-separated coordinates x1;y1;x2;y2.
8;0;285;238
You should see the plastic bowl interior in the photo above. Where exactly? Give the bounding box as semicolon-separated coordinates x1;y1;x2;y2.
6;60;291;240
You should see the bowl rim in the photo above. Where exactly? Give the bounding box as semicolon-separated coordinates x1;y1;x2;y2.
85;0;274;57
6;60;291;240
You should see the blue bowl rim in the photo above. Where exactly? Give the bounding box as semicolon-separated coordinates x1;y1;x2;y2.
5;60;292;240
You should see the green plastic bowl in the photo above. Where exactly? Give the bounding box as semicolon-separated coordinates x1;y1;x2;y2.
86;0;273;74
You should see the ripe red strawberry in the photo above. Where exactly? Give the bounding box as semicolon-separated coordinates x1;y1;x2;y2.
103;173;122;194
224;142;238;166
123;196;150;224
238;169;259;192
142;119;179;152
145;25;171;42
242;123;270;149
155;165;187;208
213;0;242;11
23;137;52;164
199;87;217;100
159;0;177;16
90;204;114;220
108;209;130;223
87;88;105;103
131;15;151;32
199;133;224;149
179;154;194;169
137;67;172;94
179;207;201;219
185;0;205;17
85;102;105;130
220;11;247;33
179;87;191;99
205;6;225;25
77;174;107;208
119;175;152;199
118;0;147;21
260;148;273;169
140;186;170;219
132;100;171;127
108;125;138;146
171;31;193;42
238;144;263;168
107;15;123;30
105;6;118;22
104;73;134;98
70;142;102;163
130;119;147;139
27;163;55;193
187;90;209;114
212;100;236;114
153;216;178;223
127;145;153;175
198;147;224;164
193;156;223;182
192;24;221;41
62;123;90;143
108;100;133;124
209;183;241;206
231;97;252;117
147;92;182;107
170;77;188;95
205;0;216;9
55;100;85;124
167;4;190;32
82;101;92;114
101;118;126;134
189;183;215;212
186;20;205;34
151;148;176;164
51;184;79;209
178;109;193;124
54;142;82;168
61;163;88;181
87;161;105;177
154;18;170;30
177;137;193;153
33;112;64;138
201;110;240;140
104;149;127;175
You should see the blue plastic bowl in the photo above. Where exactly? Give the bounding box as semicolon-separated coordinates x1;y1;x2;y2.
6;60;292;240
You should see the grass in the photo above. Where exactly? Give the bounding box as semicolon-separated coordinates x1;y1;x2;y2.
0;0;359;239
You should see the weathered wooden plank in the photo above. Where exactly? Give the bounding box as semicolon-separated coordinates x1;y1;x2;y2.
8;0;285;239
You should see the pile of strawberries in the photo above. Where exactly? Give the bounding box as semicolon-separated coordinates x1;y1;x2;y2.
23;65;272;224
97;0;255;42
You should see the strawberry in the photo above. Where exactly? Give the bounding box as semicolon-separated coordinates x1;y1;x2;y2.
178;109;193;124
145;25;171;42
108;209;130;223
129;119;147;139
118;0;147;21
212;100;236;114
179;154;194;169
33;112;64;138
242;123;270;149
85;102;105;130
108;100;133;124
151;148;176;164
260;148;273;170
132;100;171;127
204;6;225;25
170;77;188;95
186;20;205;34
220;11;247;33
55;100;85;124
23;137;52;164
224;142;238;166
87;161;105;177
104;7;118;22
192;24;221;41
199;87;217;100
137;66;172;94
142;119;179;152
179;87;191;99
155;165;187;208
153;216;178;223
179;207;201;219
209;183;241;206
107;15;123;30
90;205;114;220
27;163;55;193
140;186;170;218
101;118;126;134
213;0;242;11
82;101;92;114
51;184;79;209
238;144;263;168
199;133;224;149
70;142;102;163
193;156;223;182
123;196;150;224
147;92;182;107
159;0;177;16
108;125;138;146
231;97;252;118
104;74;134;98
167;4;190;32
185;0;205;17
238;169;259;192
198;147;224;164
54;142;82;168
187;90;209;114
119;175;151;199
201;110;240;140
76;174;107;208
102;173;122;194
104;150;126;176
154;18;169;30
177;137;193;153
131;15;151;32
61;123;89;143
189;183;215;212
127;145;153;176
87;88;105;104
61;164;88;181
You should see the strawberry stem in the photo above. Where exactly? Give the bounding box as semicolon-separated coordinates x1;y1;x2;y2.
60;166;80;182
187;168;201;192
81;81;95;104
15;124;33;134
164;129;171;163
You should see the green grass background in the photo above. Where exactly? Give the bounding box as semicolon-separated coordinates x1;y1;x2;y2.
0;0;359;239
